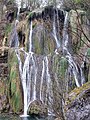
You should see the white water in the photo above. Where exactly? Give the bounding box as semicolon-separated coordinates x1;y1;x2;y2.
45;56;53;114
53;11;60;48
16;21;38;116
16;50;29;115
63;12;81;87
40;58;45;101
10;0;21;47
15;21;33;116
29;21;33;53
31;54;37;101
22;54;29;115
63;12;85;87
13;6;87;117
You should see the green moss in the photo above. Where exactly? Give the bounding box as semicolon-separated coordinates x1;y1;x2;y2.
28;12;33;19
10;71;16;80
74;0;82;3
12;92;21;112
67;81;90;104
0;81;6;95
53;56;60;72
59;57;68;78
5;23;12;36
11;81;16;95
8;49;23;113
32;23;37;29
34;37;42;54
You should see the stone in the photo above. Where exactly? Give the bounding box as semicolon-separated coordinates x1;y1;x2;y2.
28;100;48;117
8;49;23;113
0;94;10;113
65;82;90;120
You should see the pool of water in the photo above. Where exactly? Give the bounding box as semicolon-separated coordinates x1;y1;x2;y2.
0;114;55;120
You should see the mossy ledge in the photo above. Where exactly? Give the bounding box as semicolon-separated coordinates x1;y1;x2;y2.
65;81;90;106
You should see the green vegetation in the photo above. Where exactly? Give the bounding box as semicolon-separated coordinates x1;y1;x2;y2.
8;50;23;113
28;12;33;18
59;57;68;78
66;81;90;104
5;23;12;36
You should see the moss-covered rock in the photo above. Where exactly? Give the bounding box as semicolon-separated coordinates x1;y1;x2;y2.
8;49;23;113
69;10;88;53
65;81;90;120
28;100;48;117
0;77;10;113
32;22;55;55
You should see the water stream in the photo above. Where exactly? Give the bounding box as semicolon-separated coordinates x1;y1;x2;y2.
10;3;86;117
15;21;34;116
53;10;60;48
62;12;85;87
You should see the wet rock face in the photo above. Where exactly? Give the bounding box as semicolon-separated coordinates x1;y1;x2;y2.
28;100;48;117
65;88;90;120
8;49;23;113
0;50;8;63
0;79;10;113
0;95;10;113
6;11;15;22
29;6;64;22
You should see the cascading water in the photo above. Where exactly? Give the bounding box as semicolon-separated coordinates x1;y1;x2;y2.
15;21;35;116
45;56;53;115
10;0;21;47
62;12;85;87
29;21;33;53
40;58;45;101
15;0;21;20
10;3;87;117
53;11;60;49
16;49;29;116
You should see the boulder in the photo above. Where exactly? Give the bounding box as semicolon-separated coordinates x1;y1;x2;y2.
28;100;48;117
65;82;90;120
0;95;10;113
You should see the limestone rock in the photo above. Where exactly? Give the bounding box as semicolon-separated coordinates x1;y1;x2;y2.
28;100;48;117
0;95;10;113
8;49;23;113
65;82;90;120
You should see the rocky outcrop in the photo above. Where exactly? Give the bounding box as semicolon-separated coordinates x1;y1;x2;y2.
28;100;48;117
28;6;64;23
8;49;23;113
0;95;10;113
65;82;90;120
0;48;9;113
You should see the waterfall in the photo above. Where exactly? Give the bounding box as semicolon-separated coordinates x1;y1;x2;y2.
29;21;33;53
62;12;85;87
10;0;21;47
9;4;87;117
63;12;81;87
40;58;45;101
15;20;38;116
53;11;60;49
16;49;30;116
22;54;29;115
31;54;37;101
16;0;21;20
45;56;53;115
